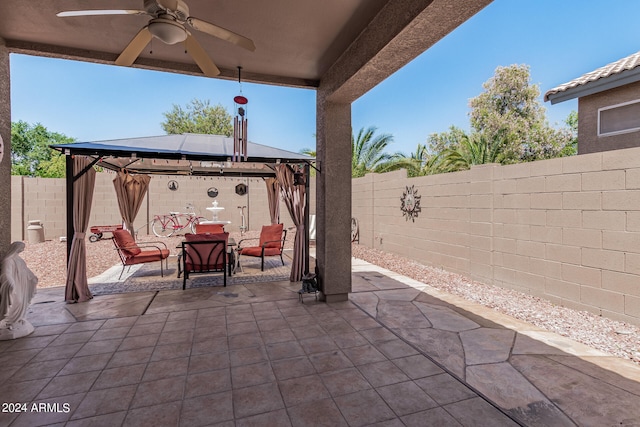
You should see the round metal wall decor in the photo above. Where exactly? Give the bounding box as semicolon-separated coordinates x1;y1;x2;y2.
207;187;219;198
167;180;179;191
235;183;248;196
400;185;421;222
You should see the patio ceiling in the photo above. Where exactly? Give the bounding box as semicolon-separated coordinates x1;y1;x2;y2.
0;0;492;93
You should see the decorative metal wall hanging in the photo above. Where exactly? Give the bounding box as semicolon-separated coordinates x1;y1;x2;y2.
168;180;179;191
233;66;248;162
207;187;219;198
235;183;248;196
400;185;421;222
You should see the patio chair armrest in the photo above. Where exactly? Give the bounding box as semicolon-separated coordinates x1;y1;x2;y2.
237;237;259;248
261;239;284;248
138;240;169;250
136;242;169;252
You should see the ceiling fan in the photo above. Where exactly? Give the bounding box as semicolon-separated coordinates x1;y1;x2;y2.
57;0;255;77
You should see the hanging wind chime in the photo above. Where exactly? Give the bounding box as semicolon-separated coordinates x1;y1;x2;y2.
233;66;248;162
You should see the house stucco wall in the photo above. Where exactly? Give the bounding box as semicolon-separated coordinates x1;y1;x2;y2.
353;147;640;326
578;80;640;154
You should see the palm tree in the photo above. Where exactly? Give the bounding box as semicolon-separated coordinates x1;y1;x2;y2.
351;126;395;178
439;133;505;172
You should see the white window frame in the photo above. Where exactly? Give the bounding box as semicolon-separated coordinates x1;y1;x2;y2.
598;98;640;137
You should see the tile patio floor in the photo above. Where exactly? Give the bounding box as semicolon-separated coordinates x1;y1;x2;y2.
1;257;639;426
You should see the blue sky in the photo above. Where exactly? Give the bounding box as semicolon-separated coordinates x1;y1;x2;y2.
10;0;640;155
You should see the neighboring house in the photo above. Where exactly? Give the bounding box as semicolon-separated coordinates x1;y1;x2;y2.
545;50;640;154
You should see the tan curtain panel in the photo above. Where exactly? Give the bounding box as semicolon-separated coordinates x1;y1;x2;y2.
65;156;96;303
275;164;305;281
265;177;280;225
113;171;151;239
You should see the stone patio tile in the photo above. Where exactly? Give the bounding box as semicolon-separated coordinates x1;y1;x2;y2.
127;322;165;337
188;351;230;374
180;390;234;426
226;311;255;324
0;378;49;403
444;397;519;427
168;310;198;321
92;364;146;390
31;343;83;362
131;376;186;408
359;327;398;344
227;320;259;336
342;344;388;365
291;324;326;340
193;324;227;340
67;411;127;427
231;361;275;389
401;407;464;427
162;319;196;334
0;348;40;366
89;326;131;341
228;332;263;350
195;314;225;329
266;340;306;360
6;334;57;351
118;333;160;351
37;370;100;399
134;312;169;325
375;339;420;359
279;374;330;407
142;357;189;382
185;368;232;398
123;401;182;426
308;349;354;373
75;338;122;357
460;328;514;365
232;382;284;419
358;360;410;387
236;408;291;427
157;329;194;346
10;359;67;382
65;320;106;333
347;316;382;331
334;389;396;427
229;346;268;366
330;331;370;349
414;302;480;332
11;393;85;427
49;331;96;347
252;309;284;321
279;306;309;318
107;346;154;368
150;342;192;361
58;353;112;376
271;356;316;381
71;385;137;420
392;354;444;379
416;373;477;405
285;314;315;327
396;328;466;379
257;317;290;332
101;316;138;329
197;306;226;318
377;380;438;416
30;324;71;337
299;335;338;355
320;367;372;397
261;328;296;344
191;336;228;355
287;398;347;427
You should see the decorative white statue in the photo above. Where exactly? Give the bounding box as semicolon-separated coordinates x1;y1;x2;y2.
0;242;38;340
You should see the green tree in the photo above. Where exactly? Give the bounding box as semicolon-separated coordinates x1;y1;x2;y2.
161;99;233;135
351;126;396;178
10;121;74;177
469;64;572;163
438;132;505;172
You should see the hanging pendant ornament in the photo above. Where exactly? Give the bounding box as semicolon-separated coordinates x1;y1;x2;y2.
233;66;248;162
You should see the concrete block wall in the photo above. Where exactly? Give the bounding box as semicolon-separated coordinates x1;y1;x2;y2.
353;146;640;325
11;172;316;242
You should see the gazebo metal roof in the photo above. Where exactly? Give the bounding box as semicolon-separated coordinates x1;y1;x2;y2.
50;133;314;177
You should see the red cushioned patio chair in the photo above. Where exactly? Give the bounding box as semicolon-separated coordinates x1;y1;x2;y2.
237;224;287;271
112;229;170;279
181;232;229;289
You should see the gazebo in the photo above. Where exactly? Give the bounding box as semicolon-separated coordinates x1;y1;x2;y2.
50;133;314;302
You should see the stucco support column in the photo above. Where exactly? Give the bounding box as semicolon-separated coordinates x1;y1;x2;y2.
0;39;11;260
316;94;351;302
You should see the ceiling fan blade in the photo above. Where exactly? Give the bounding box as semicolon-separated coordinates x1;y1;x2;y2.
187;17;256;52
157;0;179;11
57;10;146;17
184;34;220;77
115;27;153;66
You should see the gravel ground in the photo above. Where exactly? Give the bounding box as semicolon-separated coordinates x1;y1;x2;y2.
19;237;640;365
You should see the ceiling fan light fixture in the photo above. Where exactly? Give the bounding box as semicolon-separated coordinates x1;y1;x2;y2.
148;18;187;44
